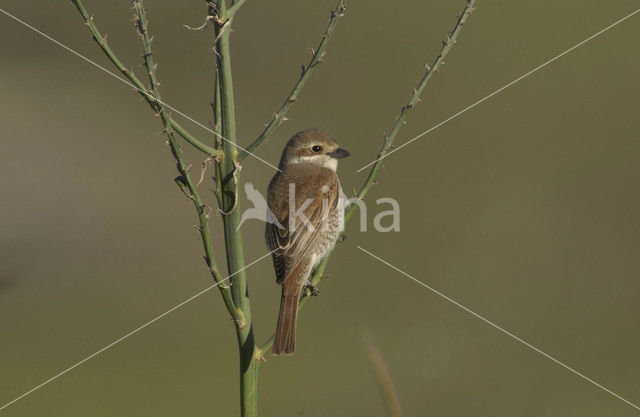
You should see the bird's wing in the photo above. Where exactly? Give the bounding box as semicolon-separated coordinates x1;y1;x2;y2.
266;168;340;285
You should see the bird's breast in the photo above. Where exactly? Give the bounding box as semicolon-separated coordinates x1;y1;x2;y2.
310;196;345;267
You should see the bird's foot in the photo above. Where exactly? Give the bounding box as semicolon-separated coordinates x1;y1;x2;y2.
304;283;320;297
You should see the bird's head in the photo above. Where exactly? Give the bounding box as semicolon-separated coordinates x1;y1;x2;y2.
279;128;350;172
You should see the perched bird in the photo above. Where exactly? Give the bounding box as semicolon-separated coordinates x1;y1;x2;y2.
266;128;350;355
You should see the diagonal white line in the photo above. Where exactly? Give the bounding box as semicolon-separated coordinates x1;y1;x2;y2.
0;249;276;412
356;7;640;173
0;7;281;172
356;245;640;413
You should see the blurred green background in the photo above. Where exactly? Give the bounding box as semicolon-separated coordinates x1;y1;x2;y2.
1;0;639;416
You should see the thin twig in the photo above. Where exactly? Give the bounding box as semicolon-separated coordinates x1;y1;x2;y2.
350;0;476;213
226;0;248;22
237;0;346;161
257;0;477;356
132;0;241;323
69;0;222;159
196;155;215;187
183;15;213;31
213;64;225;208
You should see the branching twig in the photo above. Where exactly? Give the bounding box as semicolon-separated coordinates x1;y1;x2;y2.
71;0;476;414
69;0;223;159
257;0;476;356
351;0;476;212
237;0;346;161
226;0;248;23
132;0;241;323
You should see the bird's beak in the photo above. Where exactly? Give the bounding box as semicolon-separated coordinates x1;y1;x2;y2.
328;148;350;159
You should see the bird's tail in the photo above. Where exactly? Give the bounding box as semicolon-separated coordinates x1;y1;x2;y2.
273;289;300;355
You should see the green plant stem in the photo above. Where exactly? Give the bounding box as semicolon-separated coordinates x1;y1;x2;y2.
237;0;346;161
209;17;225;207
131;0;240;323
257;0;476;356
226;0;248;21
351;0;476;213
69;0;222;158
213;1;258;416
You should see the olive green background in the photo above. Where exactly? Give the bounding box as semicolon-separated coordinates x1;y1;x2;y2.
1;1;639;416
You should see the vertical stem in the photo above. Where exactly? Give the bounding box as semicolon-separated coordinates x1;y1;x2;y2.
213;61;224;209
131;0;238;319
213;1;258;416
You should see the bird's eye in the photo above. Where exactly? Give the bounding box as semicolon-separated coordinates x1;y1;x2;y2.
312;145;323;152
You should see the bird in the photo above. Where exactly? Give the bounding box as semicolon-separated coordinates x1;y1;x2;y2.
265;128;350;355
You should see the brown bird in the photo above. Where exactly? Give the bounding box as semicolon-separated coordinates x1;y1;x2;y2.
266;128;350;355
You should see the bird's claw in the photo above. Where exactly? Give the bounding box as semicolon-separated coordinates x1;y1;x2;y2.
304;283;320;297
